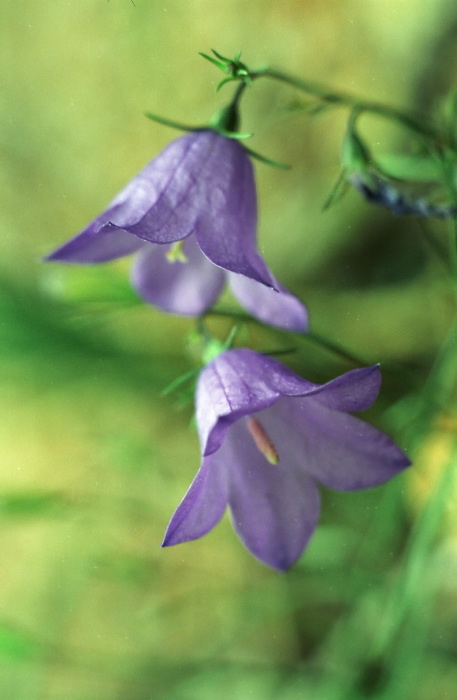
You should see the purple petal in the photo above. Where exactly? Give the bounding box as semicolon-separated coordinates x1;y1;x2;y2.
261;397;410;491
131;235;225;315
196;352;286;456
312;365;382;412
197;350;322;456
193;138;275;288
119;132;219;243
225;419;321;570
162;452;228;547
228;272;308;331
45;226;144;263
46;134;209;260
197;351;388;458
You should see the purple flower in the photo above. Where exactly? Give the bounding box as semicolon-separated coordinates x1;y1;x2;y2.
46;130;307;331
349;171;456;219
162;349;411;570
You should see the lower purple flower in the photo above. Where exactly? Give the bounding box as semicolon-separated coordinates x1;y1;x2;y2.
162;349;411;570
45;130;307;332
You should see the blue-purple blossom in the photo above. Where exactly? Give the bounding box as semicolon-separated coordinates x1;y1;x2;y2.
162;349;411;571
46;130;307;331
349;171;456;219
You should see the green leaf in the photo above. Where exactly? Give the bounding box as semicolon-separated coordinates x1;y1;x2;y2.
41;268;140;305
0;492;68;519
0;623;41;661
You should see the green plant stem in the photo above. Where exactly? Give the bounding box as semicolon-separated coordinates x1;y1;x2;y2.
449;219;457;278
252;68;446;145
202;308;370;367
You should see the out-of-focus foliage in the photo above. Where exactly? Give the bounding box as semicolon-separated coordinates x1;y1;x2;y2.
2;0;457;698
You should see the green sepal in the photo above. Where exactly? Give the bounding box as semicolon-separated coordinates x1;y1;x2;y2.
160;369;198;397
216;128;252;140
199;52;228;73
144;112;202;133
200;49;252;86
322;169;350;211
201;325;240;365
216;77;238;92
242;145;290;170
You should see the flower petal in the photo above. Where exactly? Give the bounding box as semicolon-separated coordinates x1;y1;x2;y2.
225;420;321;570
262;397;410;491
46;133;210;260
162;452;228;547
194;137;275;288
45;226;144;263
196;352;286;456
197;352;387;458
121;132;219;243
228;272;308;331
311;365;382;412
131;236;225;315
197;349;323;456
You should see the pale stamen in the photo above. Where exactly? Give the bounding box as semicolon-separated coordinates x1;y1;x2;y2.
165;241;188;263
246;416;279;464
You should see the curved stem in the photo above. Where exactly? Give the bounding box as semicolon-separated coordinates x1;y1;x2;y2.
202;308;368;367
252;67;447;146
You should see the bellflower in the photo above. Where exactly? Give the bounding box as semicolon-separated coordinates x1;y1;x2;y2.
46;130;307;331
349;171;456;219
162;349;411;571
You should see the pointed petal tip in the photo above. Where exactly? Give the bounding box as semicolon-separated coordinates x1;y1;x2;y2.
228;273;309;332
248;546;306;571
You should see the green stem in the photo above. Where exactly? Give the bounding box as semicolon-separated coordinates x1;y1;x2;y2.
252;67;447;146
202;308;369;367
449;219;457;278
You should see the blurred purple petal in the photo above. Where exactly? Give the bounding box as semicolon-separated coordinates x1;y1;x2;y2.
349;171;456;219
45;227;143;263
119;132;217;243
311;365;382;412
194;136;275;287
259;398;410;491
228;272;308;331
226;420;321;570
162;452;228;546
131;236;225;315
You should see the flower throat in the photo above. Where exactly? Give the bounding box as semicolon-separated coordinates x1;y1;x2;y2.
246;416;280;464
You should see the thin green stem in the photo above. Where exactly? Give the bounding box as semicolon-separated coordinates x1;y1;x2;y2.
449;219;457;278
202;308;369;367
252;67;447;146
304;330;368;366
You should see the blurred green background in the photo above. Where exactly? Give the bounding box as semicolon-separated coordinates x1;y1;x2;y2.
2;1;457;698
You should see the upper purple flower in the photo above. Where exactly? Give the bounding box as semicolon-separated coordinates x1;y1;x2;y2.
46;130;307;331
162;349;411;570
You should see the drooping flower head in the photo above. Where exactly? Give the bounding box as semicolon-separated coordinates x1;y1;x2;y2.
45;130;307;331
162;349;411;571
341;114;456;219
348;171;456;219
